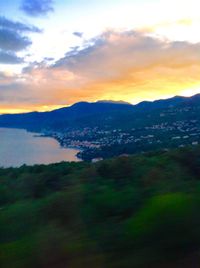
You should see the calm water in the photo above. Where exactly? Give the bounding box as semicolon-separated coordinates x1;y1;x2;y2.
0;128;80;168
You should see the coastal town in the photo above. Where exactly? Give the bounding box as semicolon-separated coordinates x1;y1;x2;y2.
44;114;200;161
1;94;200;161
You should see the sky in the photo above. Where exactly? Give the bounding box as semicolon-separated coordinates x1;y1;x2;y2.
0;0;200;113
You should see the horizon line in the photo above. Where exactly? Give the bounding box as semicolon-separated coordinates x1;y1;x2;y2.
1;92;199;116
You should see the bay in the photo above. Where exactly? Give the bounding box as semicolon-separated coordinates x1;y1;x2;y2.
0;128;80;168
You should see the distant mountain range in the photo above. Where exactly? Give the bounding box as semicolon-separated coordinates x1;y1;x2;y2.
0;94;200;131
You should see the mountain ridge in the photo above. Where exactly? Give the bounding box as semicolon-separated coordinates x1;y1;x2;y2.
0;93;199;131
2;93;200;116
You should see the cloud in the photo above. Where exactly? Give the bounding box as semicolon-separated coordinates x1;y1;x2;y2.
73;32;83;38
0;16;41;64
0;51;24;64
0;16;42;33
0;28;31;52
1;30;200;112
44;57;54;61
21;0;54;17
54;31;200;81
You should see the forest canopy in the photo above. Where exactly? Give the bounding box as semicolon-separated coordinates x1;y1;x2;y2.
1;146;200;267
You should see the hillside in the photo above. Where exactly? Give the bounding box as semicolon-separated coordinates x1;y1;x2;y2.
0;94;200;161
1;146;200;267
0;94;199;131
0;101;134;131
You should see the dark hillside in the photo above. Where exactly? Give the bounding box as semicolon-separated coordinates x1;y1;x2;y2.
0;94;199;131
1;146;200;267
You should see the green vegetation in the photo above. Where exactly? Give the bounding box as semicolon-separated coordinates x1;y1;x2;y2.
1;146;200;267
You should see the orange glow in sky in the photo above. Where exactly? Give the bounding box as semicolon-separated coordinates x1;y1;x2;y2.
0;0;200;113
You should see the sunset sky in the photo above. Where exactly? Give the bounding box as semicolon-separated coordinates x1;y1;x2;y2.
0;0;200;113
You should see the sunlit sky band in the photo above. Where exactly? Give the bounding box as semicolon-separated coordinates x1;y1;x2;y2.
0;0;200;113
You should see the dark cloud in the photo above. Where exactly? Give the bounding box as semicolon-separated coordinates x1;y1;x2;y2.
0;28;31;52
0;17;41;65
73;32;83;38
21;0;54;17
0;16;42;33
0;51;24;64
43;57;55;61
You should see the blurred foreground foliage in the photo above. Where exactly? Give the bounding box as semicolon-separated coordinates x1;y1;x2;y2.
1;146;200;267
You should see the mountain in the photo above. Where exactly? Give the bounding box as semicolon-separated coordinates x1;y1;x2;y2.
133;95;188;111
0;94;199;131
0;101;134;131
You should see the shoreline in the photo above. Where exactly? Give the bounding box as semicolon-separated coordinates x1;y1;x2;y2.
33;132;84;161
0;127;83;167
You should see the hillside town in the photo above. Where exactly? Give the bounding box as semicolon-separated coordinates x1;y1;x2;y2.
44;113;200;161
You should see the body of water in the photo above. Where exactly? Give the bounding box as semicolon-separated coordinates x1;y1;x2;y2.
0;128;80;168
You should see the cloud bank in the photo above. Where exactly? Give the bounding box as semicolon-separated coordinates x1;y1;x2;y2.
1;30;200;112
